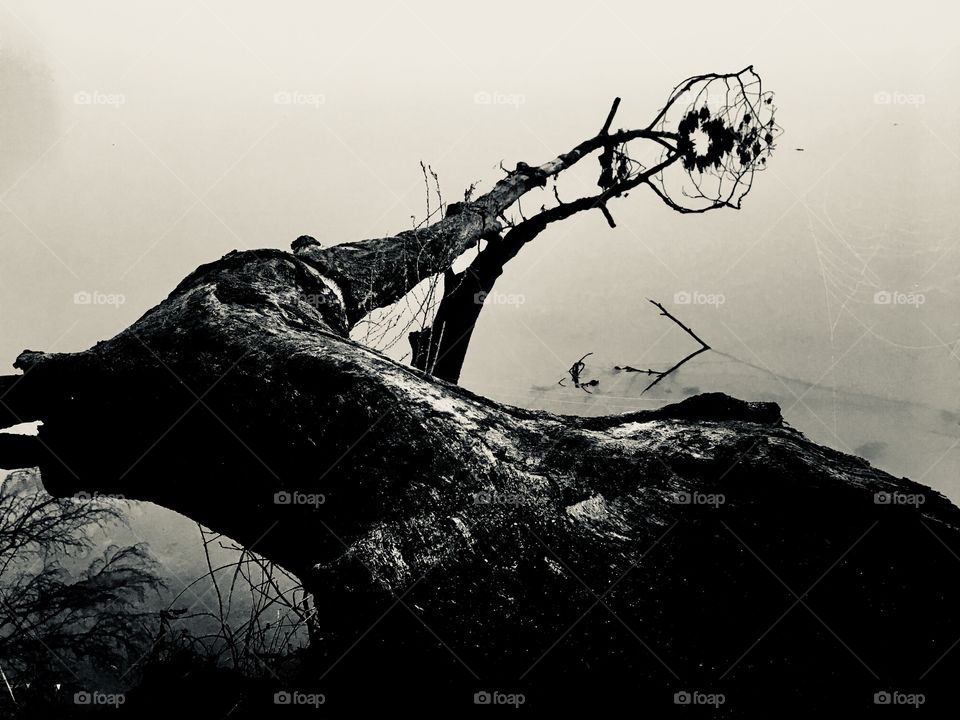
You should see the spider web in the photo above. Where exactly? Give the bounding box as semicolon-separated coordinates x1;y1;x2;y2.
806;199;957;350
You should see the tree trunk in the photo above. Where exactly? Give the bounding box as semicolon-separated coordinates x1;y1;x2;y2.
4;248;960;712
408;210;551;383
0;74;947;711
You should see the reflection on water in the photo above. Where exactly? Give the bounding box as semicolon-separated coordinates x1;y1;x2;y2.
451;119;960;507
469;348;960;506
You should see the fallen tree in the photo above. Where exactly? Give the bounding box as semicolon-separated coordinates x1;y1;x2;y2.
2;68;960;713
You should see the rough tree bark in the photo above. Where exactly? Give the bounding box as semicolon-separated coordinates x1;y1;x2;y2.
2;70;957;713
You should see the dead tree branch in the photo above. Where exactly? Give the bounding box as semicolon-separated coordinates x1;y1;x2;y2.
558;352;599;393
392;67;778;384
615;299;712;394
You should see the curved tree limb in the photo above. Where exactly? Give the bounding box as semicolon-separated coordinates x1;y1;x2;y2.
294;119;680;327
400;67;777;384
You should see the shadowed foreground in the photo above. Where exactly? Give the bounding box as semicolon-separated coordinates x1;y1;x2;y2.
2;248;959;715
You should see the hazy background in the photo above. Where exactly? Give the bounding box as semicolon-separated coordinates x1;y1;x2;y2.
1;1;958;609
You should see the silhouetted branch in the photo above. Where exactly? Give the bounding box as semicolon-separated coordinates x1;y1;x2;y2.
599;204;616;228
559;352;599;393
646;66;782;213
392;70;777;385
600;97;621;135
0;471;164;686
648;299;711;349
615;299;712;394
296;99;685;326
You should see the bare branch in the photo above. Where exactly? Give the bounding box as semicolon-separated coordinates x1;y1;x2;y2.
646;66;782;213
559;352;599;393
296;121;681;326
647;299;711;349
615;300;711;394
599;204;616;228
600;97;622;135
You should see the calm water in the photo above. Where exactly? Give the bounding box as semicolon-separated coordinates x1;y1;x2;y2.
450;122;960;504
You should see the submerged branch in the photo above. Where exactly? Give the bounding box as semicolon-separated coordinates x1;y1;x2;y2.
615;299;712;393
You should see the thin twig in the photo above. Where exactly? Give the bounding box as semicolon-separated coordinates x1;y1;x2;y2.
559;352;599;393
647;299;711;349
600;97;622;135
615;299;711;394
